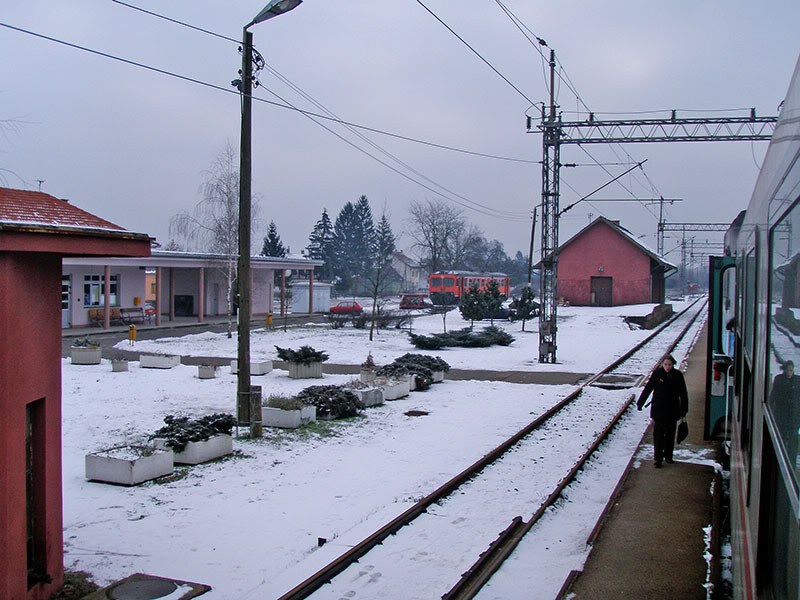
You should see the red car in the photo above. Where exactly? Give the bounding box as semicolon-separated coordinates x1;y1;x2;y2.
330;301;363;314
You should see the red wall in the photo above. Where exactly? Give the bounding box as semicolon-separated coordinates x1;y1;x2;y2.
558;222;652;306
0;252;64;600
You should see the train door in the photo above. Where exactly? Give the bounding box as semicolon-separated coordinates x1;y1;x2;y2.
590;276;612;306
706;256;735;439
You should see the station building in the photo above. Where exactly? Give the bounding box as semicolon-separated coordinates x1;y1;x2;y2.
0;187;151;599
554;217;675;306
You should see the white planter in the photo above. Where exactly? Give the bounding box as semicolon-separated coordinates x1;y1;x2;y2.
197;365;217;379
140;354;180;369
288;361;323;379
381;378;410;400
154;434;232;465
230;360;273;376
111;359;129;372
353;387;384;407
85;446;173;486
433;370;445;383
408;374;418;391
359;369;377;383
71;346;101;365
262;405;317;428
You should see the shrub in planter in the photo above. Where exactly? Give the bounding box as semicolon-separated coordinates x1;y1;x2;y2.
296;385;364;419
151;413;235;453
262;394;316;428
360;353;377;383
275;345;329;366
111;353;129;372
85;445;173;485
197;364;217;379
375;375;411;400
71;336;102;365
344;380;384;407
391;353;451;390
140;354;180;369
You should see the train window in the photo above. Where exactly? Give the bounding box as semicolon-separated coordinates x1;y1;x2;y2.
744;248;757;360
445;277;455;287
767;204;800;490
430;277;441;287
756;435;799;598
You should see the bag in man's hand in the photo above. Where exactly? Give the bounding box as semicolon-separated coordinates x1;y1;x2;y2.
676;418;689;444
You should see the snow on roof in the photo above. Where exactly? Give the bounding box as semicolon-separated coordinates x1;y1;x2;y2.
0;187;126;231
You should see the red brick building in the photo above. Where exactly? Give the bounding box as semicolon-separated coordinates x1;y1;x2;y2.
555;217;675;306
0;187;151;600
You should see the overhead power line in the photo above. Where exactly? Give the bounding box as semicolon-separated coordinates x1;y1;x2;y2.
414;0;537;106
0;20;530;221
0;21;537;164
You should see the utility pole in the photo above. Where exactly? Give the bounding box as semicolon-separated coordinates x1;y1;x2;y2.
527;207;537;286
538;49;560;363
237;28;258;437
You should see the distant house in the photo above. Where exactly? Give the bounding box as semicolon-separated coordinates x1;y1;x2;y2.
0;187;151;599
391;251;428;293
552;217;675;306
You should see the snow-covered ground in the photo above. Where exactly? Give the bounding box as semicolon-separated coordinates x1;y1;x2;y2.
63;301;701;598
116;302;686;372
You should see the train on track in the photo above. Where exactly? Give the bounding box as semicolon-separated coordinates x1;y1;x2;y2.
707;55;800;600
428;271;511;305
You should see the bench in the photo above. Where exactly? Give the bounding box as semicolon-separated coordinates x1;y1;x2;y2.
87;308;123;326
120;307;146;325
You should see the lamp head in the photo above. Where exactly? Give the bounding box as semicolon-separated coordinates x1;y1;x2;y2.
248;0;302;27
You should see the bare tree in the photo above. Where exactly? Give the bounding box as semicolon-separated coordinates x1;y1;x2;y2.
407;199;465;273
446;223;484;270
170;142;258;337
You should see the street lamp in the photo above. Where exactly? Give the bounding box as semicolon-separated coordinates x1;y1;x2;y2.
237;0;302;438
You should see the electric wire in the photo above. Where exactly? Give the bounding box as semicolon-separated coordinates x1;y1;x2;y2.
0;21;539;166
414;0;537;106
109;0;239;44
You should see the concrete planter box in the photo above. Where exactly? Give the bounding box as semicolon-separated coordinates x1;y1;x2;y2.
85;446;173;486
433;370;445;383
154;434;232;465
71;346;102;365
408;374;418;392
262;405;316;428
230;360;273;376
197;365;217;379
359;369;377;383
380;378;410;400
288;361;323;379
353;387;384;407
111;359;129;372
140;354;180;369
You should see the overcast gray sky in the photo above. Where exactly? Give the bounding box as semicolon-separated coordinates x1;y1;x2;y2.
1;1;798;263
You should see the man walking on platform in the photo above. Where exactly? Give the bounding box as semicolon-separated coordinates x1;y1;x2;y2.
637;354;689;468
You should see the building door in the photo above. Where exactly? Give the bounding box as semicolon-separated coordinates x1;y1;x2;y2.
61;275;71;328
590;276;613;306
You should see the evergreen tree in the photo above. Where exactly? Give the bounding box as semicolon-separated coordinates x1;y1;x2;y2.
459;284;486;328
306;209;334;281
484;280;504;325
261;221;287;257
331;201;362;293
353;195;378;282
510;286;537;331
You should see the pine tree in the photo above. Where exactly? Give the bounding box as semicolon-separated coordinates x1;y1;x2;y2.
510;286;537;331
352;195;378;289
306;209;334;281
459;284;487;328
331;201;362;293
484;280;504;325
261;221;287;257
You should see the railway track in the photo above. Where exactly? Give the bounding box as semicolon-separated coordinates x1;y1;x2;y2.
276;298;707;600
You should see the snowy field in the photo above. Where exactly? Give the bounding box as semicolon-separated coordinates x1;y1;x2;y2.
115;302;690;372
63;301;702;598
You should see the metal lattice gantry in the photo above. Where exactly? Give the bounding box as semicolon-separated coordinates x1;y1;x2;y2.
658;222;731;255
553;111;777;144
528;59;777;362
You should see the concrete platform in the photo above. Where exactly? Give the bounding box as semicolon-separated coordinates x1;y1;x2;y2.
563;324;722;599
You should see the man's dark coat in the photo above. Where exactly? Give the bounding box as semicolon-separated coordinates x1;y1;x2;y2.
637;366;689;422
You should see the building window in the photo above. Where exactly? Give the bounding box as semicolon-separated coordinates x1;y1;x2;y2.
83;274;119;307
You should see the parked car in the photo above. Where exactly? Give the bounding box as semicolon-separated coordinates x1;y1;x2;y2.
330;301;363;314
399;294;433;310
